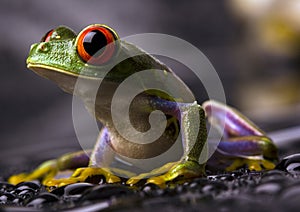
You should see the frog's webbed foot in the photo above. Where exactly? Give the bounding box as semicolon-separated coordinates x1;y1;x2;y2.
225;157;276;171
203;100;278;171
127;160;205;187
8;160;58;185
146;160;205;186
44;167;121;189
8;150;90;186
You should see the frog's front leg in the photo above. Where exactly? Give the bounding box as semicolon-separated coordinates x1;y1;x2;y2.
34;129;123;188
127;98;207;186
9;144;122;189
203;100;278;171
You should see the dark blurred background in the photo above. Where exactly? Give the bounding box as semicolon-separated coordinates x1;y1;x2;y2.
1;0;300;172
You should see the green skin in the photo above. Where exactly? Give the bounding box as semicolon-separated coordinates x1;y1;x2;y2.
8;25;278;188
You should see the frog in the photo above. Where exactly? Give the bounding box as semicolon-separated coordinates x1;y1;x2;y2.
8;24;278;189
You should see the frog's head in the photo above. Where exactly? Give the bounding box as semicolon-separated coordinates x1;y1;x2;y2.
27;24;169;94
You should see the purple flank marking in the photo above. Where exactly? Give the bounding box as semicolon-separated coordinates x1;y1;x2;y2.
218;140;262;156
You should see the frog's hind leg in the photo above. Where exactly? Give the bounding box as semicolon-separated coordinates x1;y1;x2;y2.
8;150;91;185
211;136;278;171
203;100;278;171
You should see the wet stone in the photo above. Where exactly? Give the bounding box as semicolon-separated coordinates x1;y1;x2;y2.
215;173;235;181
260;170;289;185
79;184;135;202
175;184;186;194
17;188;37;201
12;197;22;204
17;188;36;198
0;192;16;203
202;181;228;195
254;182;283;195
279;181;300;208
15;181;41;192
276;153;300;175
0;182;15;192
162;187;178;196
230;170;245;178
63;183;94;197
50;185;66;197
26;192;59;207
280;181;300;199
142;196;182;209
217;196;269;212
207;175;217;181
66;201;112;211
187;178;211;192
141;183;164;197
0;167;300;210
236;175;255;187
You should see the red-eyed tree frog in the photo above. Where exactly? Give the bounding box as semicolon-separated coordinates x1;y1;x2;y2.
8;24;278;189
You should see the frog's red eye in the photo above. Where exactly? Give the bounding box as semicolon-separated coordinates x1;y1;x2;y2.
76;25;119;65
41;29;54;42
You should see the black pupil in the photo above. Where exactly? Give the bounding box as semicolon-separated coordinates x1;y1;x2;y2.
83;30;107;56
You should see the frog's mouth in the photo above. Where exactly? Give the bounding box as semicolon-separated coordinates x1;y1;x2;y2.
27;63;100;80
27;63;102;94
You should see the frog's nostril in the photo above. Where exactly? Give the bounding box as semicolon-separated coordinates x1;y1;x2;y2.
37;43;50;53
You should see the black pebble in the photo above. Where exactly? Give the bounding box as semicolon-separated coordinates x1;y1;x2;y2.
230;170;244;178
254;182;283;195
79;184;135;201
0;182;15;192
50;185;66;196
202;181;228;194
12;198;22;204
63;182;94;197
279;181;300;207
0;192;16;203
188;178;211;192
142;183;164;197
26;192;59;207
276;153;300;174
216;174;235;181
50;183;95;198
16;188;36;200
16;181;41;191
260;170;288;184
